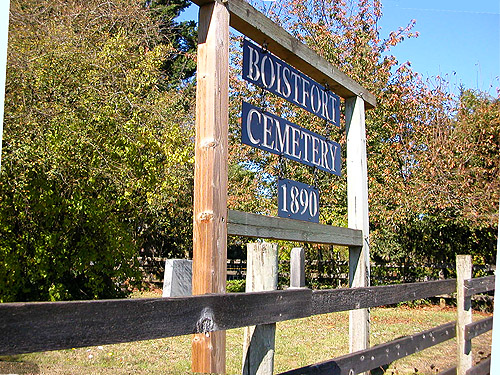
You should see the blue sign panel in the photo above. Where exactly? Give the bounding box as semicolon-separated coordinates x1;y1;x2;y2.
278;178;319;223
241;101;341;176
242;39;341;127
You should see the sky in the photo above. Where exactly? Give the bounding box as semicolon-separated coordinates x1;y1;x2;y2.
178;0;500;97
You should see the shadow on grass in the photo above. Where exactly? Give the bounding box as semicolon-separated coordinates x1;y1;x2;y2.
0;356;40;374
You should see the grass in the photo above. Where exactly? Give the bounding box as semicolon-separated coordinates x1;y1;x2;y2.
0;291;492;375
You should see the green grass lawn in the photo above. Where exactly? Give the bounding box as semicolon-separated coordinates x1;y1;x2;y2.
0;294;492;375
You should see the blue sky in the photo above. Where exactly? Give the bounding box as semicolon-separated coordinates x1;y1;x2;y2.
178;0;500;97
379;0;499;96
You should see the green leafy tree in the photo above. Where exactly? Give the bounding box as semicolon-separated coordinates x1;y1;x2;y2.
147;0;198;86
0;0;195;301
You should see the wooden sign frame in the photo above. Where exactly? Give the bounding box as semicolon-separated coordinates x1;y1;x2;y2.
190;0;375;372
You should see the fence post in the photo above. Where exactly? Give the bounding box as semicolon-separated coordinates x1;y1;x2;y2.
290;247;305;288
191;0;230;373
456;255;472;375
346;96;370;355
242;242;278;375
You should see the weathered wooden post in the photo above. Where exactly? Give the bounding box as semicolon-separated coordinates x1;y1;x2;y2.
242;242;278;375
491;206;500;370
346;95;370;354
456;255;473;375
191;0;230;373
290;247;305;289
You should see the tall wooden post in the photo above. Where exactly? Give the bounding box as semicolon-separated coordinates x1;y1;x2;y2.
490;206;500;371
192;1;229;373
456;255;473;375
346;96;370;354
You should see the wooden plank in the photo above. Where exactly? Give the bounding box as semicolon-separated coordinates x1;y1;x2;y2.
227;210;362;246
457;255;473;375
190;0;376;108
242;242;279;375
466;358;491;375
192;1;230;372
312;279;457;315
438;368;457;375
278;321;456;375
464;276;495;297
465;317;493;341
0;289;311;356
346;94;370;356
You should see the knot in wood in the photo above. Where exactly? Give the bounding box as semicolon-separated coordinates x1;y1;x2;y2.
201;138;218;149
196;307;217;335
199;211;214;222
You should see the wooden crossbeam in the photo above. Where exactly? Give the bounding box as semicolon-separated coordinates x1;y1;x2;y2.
190;0;377;108
227;210;363;246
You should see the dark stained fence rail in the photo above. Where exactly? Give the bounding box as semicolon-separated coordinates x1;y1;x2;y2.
0;289;311;356
312;279;456;315
278;322;457;375
464;276;495;297
465;317;494;341
438;368;456;375
1;279;457;356
466;358;491;375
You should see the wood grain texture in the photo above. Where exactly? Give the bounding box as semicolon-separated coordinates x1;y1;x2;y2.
465;358;490;375
0;289;311;356
464;317;493;341
192;1;230;372
311;279;457;315
190;0;376;108
464;276;495;297
242;242;279;375
457;255;473;375
1;278;462;357
346;95;370;356
278;321;456;375
227;210;363;246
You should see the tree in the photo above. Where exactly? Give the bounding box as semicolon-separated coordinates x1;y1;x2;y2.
147;0;198;86
0;0;195;301
228;0;499;266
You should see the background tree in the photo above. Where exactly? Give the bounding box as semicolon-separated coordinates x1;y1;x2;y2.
0;0;195;302
228;0;499;270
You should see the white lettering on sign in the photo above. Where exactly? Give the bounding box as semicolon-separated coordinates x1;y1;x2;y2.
243;39;341;126
241;101;341;176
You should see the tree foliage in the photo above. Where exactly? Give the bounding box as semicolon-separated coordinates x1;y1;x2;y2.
0;0;195;301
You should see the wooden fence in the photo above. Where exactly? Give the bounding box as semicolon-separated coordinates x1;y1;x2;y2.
0;254;494;374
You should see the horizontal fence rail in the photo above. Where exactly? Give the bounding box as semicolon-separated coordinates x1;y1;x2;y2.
312;279;456;315
228;210;363;246
438;368;456;375
465;317;493;341
0;289;311;356
464;275;495;297
466;358;491;375
0;279;457;356
278;321;457;375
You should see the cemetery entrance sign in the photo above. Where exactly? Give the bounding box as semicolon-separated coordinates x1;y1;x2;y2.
190;0;375;372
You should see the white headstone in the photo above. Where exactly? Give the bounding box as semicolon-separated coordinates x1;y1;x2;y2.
162;259;192;297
